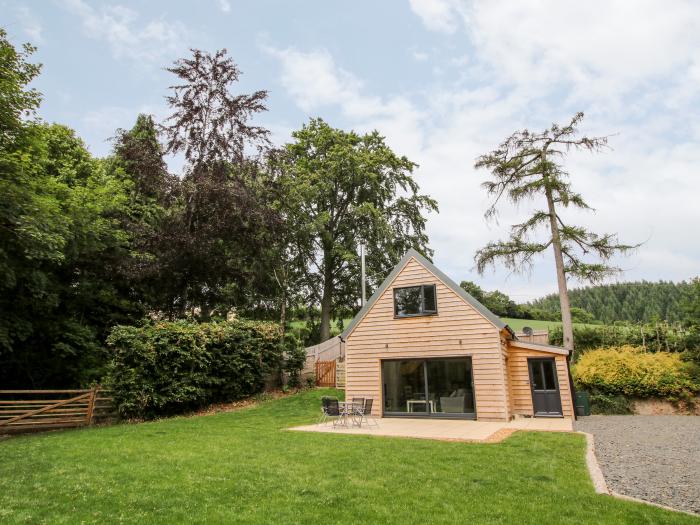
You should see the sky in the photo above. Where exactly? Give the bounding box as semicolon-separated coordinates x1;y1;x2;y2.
3;0;700;302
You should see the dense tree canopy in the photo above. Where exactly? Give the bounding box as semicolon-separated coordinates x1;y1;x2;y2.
0;33;439;385
530;280;693;324
1;119;139;386
275;118;438;341
1;30;140;386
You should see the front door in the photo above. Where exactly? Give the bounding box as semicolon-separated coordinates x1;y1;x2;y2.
528;358;563;417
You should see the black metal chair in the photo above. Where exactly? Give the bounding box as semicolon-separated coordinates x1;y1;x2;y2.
350;397;365;426
359;398;378;427
320;396;342;427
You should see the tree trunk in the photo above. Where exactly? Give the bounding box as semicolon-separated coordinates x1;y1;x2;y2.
319;259;333;343
279;288;286;337
543;149;575;353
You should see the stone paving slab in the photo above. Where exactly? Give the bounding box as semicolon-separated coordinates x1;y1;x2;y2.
290;416;572;442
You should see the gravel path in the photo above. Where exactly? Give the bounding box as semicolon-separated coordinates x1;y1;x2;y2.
575;416;700;515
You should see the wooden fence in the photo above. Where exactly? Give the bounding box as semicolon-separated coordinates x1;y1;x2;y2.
315;361;336;387
0;388;116;434
515;329;550;345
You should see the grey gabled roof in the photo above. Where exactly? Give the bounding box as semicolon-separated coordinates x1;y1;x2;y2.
340;248;508;340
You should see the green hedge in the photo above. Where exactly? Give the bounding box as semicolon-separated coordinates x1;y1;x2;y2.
589;394;633;415
106;319;302;418
550;322;700;355
573;346;700;400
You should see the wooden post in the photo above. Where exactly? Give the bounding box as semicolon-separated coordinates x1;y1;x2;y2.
86;386;98;426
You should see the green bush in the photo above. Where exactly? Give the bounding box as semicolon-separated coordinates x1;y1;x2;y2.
589;393;633;415
106;319;302;418
283;333;307;388
573;346;700;400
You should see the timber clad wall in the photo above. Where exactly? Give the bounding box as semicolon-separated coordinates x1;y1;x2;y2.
507;348;573;418
345;258;509;421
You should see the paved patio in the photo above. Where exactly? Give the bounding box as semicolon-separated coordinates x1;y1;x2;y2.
290;416;573;442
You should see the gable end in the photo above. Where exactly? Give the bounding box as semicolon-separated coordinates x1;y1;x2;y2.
340;249;507;340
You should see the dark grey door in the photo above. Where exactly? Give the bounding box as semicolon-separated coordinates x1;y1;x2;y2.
528;358;563;416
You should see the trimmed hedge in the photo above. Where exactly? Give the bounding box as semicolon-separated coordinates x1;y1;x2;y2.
573;345;700;400
106;319;302;418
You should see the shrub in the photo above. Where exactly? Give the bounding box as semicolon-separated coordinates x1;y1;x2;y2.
106;319;302;418
589;393;633;415
283;333;307;388
573;346;700;400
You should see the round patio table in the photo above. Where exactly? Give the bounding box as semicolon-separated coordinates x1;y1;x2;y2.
338;401;363;427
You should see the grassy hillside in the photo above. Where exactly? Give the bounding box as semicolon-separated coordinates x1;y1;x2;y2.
501;318;562;331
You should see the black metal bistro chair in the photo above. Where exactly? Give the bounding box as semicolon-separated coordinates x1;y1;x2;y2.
320;396;342;427
350;397;365;426
358;398;378;427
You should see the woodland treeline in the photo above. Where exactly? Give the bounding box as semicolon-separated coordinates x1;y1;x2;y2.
0;33;435;387
529;281;693;324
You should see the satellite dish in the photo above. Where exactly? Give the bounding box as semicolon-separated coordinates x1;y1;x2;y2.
522;326;533;336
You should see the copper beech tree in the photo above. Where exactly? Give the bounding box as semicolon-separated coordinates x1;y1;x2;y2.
473;112;636;353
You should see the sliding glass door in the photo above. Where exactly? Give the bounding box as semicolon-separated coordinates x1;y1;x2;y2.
382;358;475;419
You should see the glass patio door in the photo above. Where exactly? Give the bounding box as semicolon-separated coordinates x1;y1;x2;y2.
381;360;428;414
426;358;475;416
382;358;475;419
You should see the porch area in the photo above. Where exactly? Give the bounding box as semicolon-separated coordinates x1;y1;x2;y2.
290;416;573;443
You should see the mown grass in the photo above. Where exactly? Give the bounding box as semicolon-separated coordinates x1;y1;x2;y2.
1;389;696;524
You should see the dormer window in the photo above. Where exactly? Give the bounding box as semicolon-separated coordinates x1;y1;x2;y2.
394;284;437;317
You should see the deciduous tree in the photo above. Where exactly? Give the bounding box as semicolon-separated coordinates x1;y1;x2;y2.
276;118;438;342
158;49;280;317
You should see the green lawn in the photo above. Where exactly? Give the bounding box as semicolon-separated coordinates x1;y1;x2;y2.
1;390;696;524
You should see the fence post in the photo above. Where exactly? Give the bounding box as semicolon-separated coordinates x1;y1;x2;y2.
86;386;98;426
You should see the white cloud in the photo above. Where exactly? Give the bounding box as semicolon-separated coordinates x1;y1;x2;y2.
407;0;465;34
15;6;43;43
266;2;700;297
217;0;231;13
412;50;429;61
263;45;426;154
62;0;190;64
411;1;700;101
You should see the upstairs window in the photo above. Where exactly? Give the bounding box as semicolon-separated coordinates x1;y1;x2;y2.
394;284;437;317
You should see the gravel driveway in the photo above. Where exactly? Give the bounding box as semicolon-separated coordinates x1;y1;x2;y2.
575;415;700;515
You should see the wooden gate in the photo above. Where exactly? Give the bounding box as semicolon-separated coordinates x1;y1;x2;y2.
0;388;115;434
315;360;336;387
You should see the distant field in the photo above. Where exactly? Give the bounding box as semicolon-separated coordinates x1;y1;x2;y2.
501;318;562;331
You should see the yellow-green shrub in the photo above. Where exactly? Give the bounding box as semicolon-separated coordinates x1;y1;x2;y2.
573;346;700;399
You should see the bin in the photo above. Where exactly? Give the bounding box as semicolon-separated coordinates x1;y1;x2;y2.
575;391;590;416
